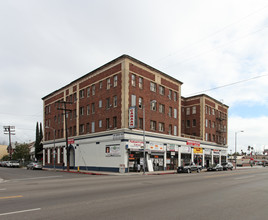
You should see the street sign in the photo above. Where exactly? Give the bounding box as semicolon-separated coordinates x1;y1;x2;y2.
68;138;75;145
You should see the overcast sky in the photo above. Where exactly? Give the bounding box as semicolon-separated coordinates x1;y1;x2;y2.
0;0;268;154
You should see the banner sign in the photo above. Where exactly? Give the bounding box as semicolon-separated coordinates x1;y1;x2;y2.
180;146;191;153
167;144;176;151
106;145;120;157
186;141;200;147
129;107;137;129
149;142;164;152
194;147;203;154
68;138;75;145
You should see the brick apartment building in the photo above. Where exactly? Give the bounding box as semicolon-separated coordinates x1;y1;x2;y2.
181;95;228;145
42;55;228;172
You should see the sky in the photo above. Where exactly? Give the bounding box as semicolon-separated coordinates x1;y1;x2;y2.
0;0;268;154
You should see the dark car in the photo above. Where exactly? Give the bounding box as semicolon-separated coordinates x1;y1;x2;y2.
207;164;223;171
177;162;201;174
27;162;43;170
222;162;233;171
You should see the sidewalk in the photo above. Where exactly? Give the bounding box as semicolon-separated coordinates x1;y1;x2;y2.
43;165;265;176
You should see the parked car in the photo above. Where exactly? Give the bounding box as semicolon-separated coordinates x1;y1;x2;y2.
27;162;43;170
207;164;223;171
5;161;12;167
177;162;202;173
10;161;20;168
222;162;233;171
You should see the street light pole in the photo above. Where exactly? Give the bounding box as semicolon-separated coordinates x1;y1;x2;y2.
142;100;156;174
143;104;146;174
235;130;244;170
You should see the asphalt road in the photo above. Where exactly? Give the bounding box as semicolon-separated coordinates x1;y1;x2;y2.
0;167;268;220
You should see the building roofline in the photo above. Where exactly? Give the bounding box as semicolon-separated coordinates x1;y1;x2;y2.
182;94;229;108
42;54;183;100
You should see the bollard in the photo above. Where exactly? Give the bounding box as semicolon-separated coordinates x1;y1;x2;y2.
78;166;80;172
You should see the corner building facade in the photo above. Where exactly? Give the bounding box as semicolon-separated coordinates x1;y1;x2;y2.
42;55;228;172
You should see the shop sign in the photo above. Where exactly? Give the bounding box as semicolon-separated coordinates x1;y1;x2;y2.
204;148;211;155
186;141;200;147
194;147;203;154
221;151;227;156
149;143;164;152
213;149;220;155
105;145;120;157
113;133;124;140
129;107;137;129
68;138;75;145
167;144;176;151
127;140;144;149
180;146;191;153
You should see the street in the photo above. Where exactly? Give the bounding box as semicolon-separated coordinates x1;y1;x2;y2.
0;167;268;220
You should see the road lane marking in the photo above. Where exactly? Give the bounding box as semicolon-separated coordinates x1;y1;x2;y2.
0;208;41;216
11;175;63;181
0;195;23;200
235;175;255;180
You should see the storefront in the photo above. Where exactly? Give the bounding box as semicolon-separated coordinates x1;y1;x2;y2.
148;142;165;171
204;149;212;168
166;144;178;170
180;146;191;166
193;147;203;166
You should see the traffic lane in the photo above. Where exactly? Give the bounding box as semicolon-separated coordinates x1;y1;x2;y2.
1;169;268;219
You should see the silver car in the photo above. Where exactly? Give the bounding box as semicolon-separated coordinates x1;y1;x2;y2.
27;162;43;170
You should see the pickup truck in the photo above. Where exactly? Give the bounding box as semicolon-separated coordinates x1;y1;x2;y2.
177;163;202;174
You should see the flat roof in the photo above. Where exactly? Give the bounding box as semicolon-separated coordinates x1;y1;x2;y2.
42;54;183;100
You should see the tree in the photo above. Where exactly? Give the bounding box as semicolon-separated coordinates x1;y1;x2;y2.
35;122;43;160
1;155;9;161
12;143;30;161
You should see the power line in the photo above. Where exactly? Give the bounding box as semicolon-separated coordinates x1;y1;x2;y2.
186;73;268;96
153;4;268;65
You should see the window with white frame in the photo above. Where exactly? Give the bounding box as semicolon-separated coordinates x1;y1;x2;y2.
131;74;136;86
186;107;190;115
192;106;196;114
168;90;172;99
174;125;177;136
174;92;177;101
107;78;111;90
113;75;118;87
87;87;90;97
174;108;177;118
99;81;103;89
92;85;95;95
159;122;165;132
159;104;165;113
99;100;102;108
150;120;156;131
99;120;102;128
139;77;143;89
138;97;143;108
205;119;208;127
79;89;84;99
150;82;156;92
151;101;157;111
131;95;136;106
113;96;117;107
80;107;84;116
159;85;165;95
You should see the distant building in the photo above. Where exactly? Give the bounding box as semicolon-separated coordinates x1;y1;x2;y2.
181;94;228;145
42;55;229;172
0;145;8;159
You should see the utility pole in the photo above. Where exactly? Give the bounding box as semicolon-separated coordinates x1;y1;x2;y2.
3;126;15;159
57;100;72;171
